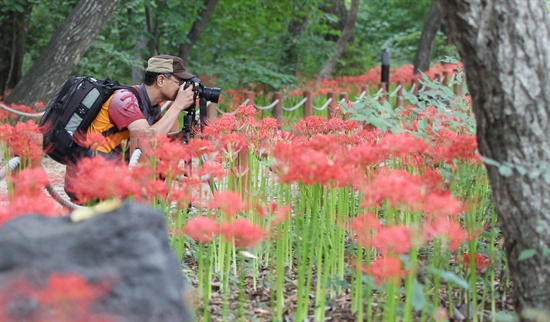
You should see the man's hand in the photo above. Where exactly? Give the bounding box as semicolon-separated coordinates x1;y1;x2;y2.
173;84;195;112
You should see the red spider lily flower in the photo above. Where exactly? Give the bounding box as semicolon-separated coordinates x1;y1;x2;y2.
218;133;248;155
145;179;169;200
67;156;140;203
252;201;291;225
422;217;469;250
34;101;45;110
421;190;464;217
202;114;238;137
196;162;227;180
0;120;42;162
73;131;108;152
376;132;429;159
293;116;328;136
1;168;62;226
1;194;61;227
8;167;50;196
269;202;291;225
180;216;219;243
144;135;192;178
428;129;480;164
349;213;382;247
361;169;427;211
272;138;353;186
461;253;490;274
0;273;114;322
185;138;216;157
347;143;385;172
166;185;193;209
209;191;245;217
218;218;265;248
372;225;413;255
364;256;408;286
234;104;259;124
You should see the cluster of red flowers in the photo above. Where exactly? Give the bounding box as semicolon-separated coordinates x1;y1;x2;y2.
179;191;290;248
0;120;42;162
1;167;62;227
0;273;114;321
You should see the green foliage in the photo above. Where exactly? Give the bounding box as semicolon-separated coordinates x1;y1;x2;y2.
346;98;402;133
16;0;460;90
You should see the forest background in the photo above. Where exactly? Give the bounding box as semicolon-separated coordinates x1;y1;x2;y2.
0;0;456;102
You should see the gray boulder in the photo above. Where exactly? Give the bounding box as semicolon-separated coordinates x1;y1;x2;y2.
0;201;192;322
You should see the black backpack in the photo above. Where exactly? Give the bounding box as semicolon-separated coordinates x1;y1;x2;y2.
39;76;142;164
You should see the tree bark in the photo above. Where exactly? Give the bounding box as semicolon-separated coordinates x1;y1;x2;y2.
179;0;219;62
436;0;550;318
319;0;347;42
316;0;359;82
412;0;442;74
281;13;308;75
4;0;121;106
128;8;148;85
0;2;32;96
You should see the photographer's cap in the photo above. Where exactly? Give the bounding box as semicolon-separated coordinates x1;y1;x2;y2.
147;55;195;79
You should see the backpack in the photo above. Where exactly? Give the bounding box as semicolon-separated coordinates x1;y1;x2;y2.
39;76;143;164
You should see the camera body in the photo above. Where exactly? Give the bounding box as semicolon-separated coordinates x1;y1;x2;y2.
184;77;221;103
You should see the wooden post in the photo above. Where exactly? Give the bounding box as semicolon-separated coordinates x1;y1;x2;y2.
435;73;441;85
327;91;336;119
442;71;449;87
412;78;420;96
129;128;155;163
303;90;312;118
454;75;464;96
207;103;218;124
340;92;349;120
396;80;404;108
244;91;255;107
273;92;283;126
378;82;387;104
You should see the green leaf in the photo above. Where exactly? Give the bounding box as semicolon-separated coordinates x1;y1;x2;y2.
411;279;425;311
428;268;470;290
498;165;514;177
518;249;537;261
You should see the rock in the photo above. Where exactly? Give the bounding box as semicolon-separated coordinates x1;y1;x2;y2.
0;202;192;322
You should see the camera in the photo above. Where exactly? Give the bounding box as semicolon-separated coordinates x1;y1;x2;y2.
184;77;221;103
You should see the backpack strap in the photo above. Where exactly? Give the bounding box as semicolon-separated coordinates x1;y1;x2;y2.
100;86;144;137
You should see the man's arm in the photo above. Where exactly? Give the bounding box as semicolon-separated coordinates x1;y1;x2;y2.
128;86;195;134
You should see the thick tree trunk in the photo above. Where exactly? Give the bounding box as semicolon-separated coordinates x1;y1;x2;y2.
179;0;219;62
316;0;359;82
4;0;121;106
412;0;442;74
436;0;550;318
0;3;32;96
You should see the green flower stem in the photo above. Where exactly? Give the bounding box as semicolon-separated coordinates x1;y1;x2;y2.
403;246;419;321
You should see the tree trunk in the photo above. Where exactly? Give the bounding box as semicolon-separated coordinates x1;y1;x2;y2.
128;8;148;85
319;0;347;42
436;0;550;318
316;0;359;82
179;0;219;62
412;0;442;74
0;2;32;96
4;0;121;106
281;13;308;75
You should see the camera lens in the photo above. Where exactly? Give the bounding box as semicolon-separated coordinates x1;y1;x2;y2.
201;86;221;103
